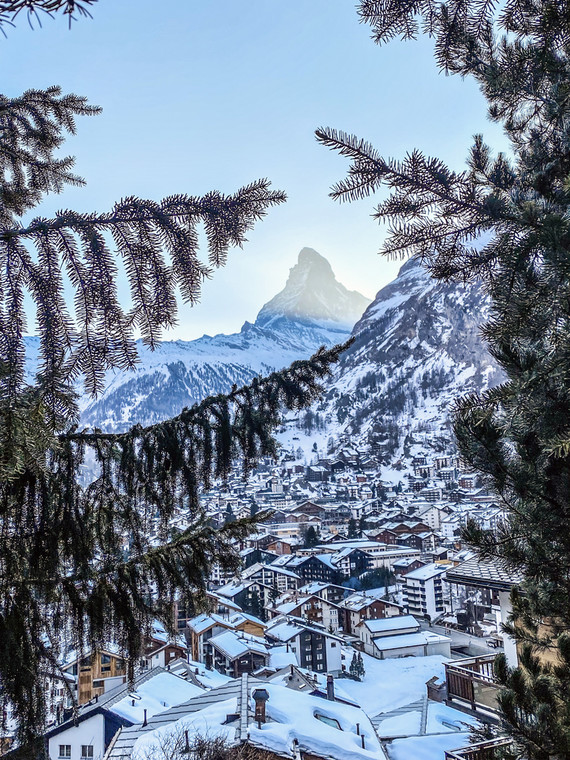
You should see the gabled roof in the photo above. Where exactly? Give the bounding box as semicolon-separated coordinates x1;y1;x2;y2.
208;630;268;660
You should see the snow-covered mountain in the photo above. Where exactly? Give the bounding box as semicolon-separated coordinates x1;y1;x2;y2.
23;248;369;432
280;257;503;462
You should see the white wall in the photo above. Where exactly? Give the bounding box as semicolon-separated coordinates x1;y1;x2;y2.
498;591;518;667
49;713;105;760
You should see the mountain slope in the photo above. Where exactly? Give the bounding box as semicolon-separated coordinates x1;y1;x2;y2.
280;257;502;461
34;248;371;432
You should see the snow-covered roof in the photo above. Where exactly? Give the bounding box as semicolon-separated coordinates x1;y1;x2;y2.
110;671;204;724
209;630;268;660
373;631;450;651
247;682;382;760
187;613;232;635
404;562;448;582
362;615;420;634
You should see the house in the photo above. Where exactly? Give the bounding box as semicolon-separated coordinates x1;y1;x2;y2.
268;594;343;632
403;563;448;621
242;562;302;594
328;547;372;578
357;615;451;659
59;647;127;707
339;592;403;634
392;557;426;579
215;579;273;616
265;617;343;674
206;630;269;676
186;613;234;663
45;668;203;760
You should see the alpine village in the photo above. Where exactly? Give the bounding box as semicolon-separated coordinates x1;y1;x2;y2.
1;2;569;760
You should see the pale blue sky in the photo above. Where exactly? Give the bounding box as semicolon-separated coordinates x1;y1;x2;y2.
3;1;507;339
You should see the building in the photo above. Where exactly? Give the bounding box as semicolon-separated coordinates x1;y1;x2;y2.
45;669;202;760
357;615;451;659
265;617;343;674
403;562;448;621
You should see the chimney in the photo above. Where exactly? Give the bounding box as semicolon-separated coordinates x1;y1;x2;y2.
326;675;334;701
252;688;269;728
142;709;148;727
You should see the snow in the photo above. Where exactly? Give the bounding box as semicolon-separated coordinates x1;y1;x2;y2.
376;711;422;738
209;630;267;659
386;732;473;760
268;646;298;669
336;651;447;715
364;615;419;634
132;697;239;759
247;683;382;760
426;703;476;734
372;631;449;651
110;672;204;723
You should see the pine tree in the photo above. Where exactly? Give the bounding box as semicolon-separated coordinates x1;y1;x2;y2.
0;84;347;748
347;517;358;539
349;651;359;679
357;652;365;679
317;1;570;755
305;525;319;548
0;0;98;33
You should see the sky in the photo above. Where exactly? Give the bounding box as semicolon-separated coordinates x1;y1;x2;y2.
3;0;508;340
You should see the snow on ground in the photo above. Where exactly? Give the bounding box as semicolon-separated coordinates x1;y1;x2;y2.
386;731;472;760
338;650;447;715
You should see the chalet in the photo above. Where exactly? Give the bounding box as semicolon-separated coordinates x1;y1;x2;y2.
187;613;233;663
206;630;269;677
269;593;342;632
45;669;202;760
340;592;403;634
265;617;343;674
242;562;301;594
59;647;127;707
328;547;372;578
392;556;426;578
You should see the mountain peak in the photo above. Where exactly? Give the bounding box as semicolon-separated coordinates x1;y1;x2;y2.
255;248;370;330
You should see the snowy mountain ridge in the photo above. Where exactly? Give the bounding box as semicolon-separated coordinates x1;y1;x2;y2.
279;257;503;463
23;248;370;432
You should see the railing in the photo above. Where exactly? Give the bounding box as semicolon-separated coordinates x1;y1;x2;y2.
445;737;513;760
445;655;500;716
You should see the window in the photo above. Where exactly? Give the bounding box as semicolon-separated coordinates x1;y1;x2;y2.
330;642;336;648
100;654;111;664
81;746;93;759
59;745;71;758
314;714;342;730
92;679;104;689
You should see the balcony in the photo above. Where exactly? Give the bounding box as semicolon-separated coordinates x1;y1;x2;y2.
445;738;513;760
445;655;500;719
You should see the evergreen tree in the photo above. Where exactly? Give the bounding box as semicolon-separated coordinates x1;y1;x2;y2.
317;1;570;755
0;83;347;747
349;651;359;679
304;525;319;548
0;0;98;33
357;652;365;679
347;517;358;539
